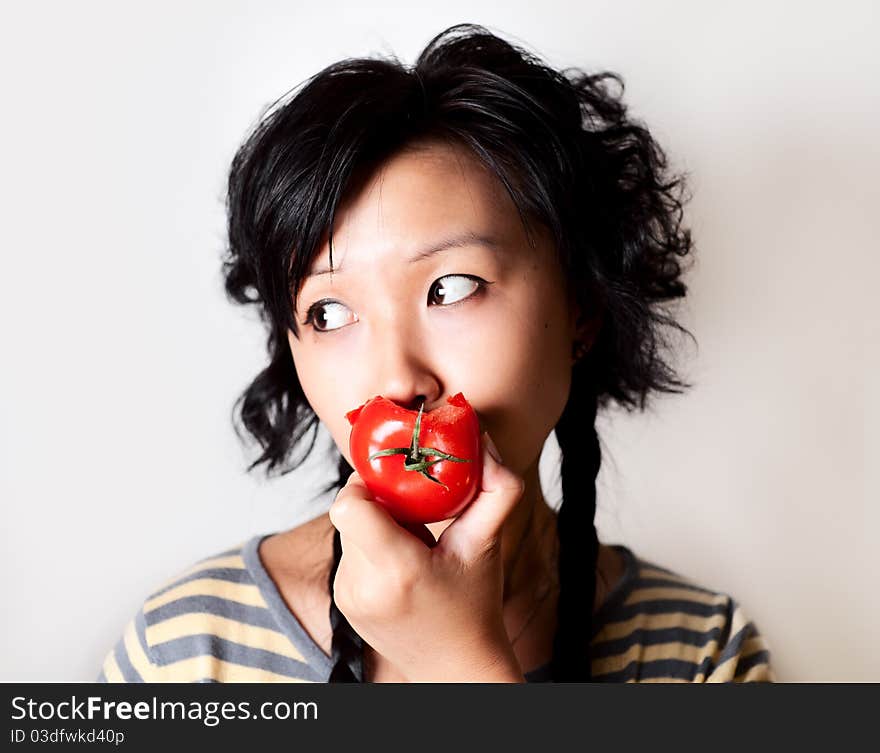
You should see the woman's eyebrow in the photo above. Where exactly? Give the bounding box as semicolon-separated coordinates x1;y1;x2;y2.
305;231;501;279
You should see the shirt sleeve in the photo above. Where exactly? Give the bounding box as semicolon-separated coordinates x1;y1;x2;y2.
700;598;776;682
97;607;163;683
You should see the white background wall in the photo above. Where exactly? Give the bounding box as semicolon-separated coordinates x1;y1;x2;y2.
1;0;876;682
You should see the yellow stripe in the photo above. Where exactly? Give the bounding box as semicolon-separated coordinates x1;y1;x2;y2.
101;648;124;683
144;577;265;613
624;585;729;609
123;618;158;681
145;612;308;664
594;609;729;643
730;604;752;635
159;655;313;683
592;637;722;677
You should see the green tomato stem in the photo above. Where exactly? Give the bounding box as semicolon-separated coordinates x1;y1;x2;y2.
415;447;470;462
410;401;424;455
369;447;414;458
366;399;473;491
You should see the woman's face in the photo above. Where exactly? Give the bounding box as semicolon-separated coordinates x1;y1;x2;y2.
288;139;587;495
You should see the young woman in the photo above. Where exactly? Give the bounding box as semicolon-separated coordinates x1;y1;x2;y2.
100;23;775;683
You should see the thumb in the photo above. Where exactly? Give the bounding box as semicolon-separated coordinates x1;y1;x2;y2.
439;431;525;559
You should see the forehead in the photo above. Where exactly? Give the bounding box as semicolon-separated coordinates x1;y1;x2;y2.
304;140;519;277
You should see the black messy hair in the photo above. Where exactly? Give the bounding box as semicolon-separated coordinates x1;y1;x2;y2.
222;23;696;682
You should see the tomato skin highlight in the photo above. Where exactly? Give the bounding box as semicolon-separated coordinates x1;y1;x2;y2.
345;392;483;524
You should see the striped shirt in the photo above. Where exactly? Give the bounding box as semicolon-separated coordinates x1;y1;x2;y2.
98;534;775;683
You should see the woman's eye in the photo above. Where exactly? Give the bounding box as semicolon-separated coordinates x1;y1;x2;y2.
302;275;488;334
429;274;484;307
305;301;357;332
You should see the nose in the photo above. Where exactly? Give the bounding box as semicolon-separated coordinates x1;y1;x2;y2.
370;319;442;413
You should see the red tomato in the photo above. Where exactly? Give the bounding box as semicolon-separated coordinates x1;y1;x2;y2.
345;392;483;525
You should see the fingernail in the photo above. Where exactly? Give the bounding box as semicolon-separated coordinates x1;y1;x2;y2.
484;431;503;463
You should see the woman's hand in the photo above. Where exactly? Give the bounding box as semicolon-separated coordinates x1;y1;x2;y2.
328;431;527;682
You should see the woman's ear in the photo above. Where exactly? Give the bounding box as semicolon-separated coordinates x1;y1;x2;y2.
569;297;604;351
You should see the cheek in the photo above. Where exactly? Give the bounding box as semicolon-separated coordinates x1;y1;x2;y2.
448;289;574;471
288;332;359;462
288;333;322;406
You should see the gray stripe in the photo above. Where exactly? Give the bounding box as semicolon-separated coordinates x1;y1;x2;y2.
242;534;335;677
609;597;730;624
717;621;758;666
144;596;278;631
694;643;769;682
134;608;154;663
735;650;771;678
592;625;726;659
113;637;143;683
96;669;107;683
593;657;701;682
148;568;253;600
151;634;324;681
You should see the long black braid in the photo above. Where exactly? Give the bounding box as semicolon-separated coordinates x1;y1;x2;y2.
326;454;364;682
551;374;601;681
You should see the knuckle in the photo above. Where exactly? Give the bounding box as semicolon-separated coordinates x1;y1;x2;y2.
363;567;414;618
387;561;417;596
332;573;352;614
356;578;387;615
328;496;350;527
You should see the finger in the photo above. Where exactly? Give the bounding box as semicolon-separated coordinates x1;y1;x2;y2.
439;432;525;558
329;472;429;567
